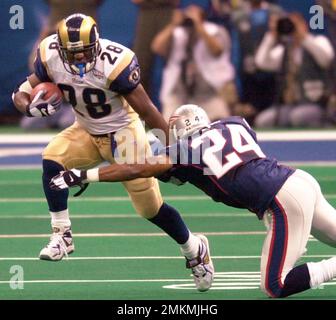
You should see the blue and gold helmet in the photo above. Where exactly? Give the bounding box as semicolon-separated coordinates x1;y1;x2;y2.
57;13;100;77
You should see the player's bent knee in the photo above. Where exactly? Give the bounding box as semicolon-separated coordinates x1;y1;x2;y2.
43;155;67;169
43;143;68;169
260;273;289;298
260;281;275;298
260;284;284;298
124;178;163;219
42;159;64;175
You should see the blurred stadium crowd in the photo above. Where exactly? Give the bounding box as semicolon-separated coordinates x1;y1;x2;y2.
1;0;336;129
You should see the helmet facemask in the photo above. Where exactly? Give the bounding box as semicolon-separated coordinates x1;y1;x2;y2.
58;40;100;77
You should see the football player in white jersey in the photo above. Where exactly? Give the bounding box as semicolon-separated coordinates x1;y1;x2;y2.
12;13;213;292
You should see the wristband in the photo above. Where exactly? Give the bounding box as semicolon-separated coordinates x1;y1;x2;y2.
86;168;100;182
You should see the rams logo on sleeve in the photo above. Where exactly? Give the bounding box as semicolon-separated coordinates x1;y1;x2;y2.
129;67;140;85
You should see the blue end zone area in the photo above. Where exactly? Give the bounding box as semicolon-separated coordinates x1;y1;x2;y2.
0;131;335;168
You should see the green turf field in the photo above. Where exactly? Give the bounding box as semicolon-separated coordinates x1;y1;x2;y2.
0;166;336;300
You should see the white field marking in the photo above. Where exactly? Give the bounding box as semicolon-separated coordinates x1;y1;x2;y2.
3;272;330;291
0;254;332;262
1;194;336;203
1;175;336;185
0;180;42;185
257;131;336;141
164;284;261;290
163;271;336;290
281;161;336;167
1;162;336;171
0;212;253;219
0;195;210;203
0;134;55;143
0;148;44;158
2;131;336;143
0;269;334;291
0;279;193;285
0;165;41;170
0;231;267;239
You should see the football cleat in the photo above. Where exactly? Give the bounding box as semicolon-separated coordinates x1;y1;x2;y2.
39;226;74;261
183;234;214;292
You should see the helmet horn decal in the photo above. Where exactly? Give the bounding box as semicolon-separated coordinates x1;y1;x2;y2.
58;20;70;48
80;16;98;46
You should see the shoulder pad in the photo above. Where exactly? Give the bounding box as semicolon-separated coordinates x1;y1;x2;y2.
100;39;135;85
39;34;59;65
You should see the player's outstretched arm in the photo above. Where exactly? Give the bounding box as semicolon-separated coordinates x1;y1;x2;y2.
49;155;173;190
123;84;169;145
99;155;172;181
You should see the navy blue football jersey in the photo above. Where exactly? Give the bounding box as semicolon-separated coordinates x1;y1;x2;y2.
159;117;295;219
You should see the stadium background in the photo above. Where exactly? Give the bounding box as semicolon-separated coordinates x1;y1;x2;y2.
0;0;317;117
0;0;336;301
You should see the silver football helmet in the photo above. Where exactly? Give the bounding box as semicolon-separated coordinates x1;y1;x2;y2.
169;104;210;144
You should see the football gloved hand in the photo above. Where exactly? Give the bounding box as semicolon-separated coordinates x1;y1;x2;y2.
50;169;88;190
27;90;62;117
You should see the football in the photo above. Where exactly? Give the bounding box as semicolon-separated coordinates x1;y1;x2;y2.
30;82;63;101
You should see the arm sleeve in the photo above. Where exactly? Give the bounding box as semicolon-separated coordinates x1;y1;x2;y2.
108;55;141;94
34;48;52;82
255;32;284;72
302;34;335;69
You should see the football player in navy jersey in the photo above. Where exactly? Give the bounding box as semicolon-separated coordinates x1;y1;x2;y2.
51;104;336;298
12;14;214;292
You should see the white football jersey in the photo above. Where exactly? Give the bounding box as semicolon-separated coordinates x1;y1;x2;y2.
35;34;141;134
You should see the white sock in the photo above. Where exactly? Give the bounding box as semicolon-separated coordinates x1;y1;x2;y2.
50;209;71;228
307;257;336;288
180;232;201;259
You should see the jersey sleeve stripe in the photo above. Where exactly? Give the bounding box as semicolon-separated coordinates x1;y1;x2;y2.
106;51;135;88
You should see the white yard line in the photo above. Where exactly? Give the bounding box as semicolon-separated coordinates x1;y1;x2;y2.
1;131;336;143
0;232;318;239
0;279;193;284
1;163;336;170
0;254;330;261
0;231;267;239
257;131;336;141
0;134;55;143
0;148;44;158
282;161;336;167
1;175;336;185
1;162;336;170
1;194;336;203
0;212;253;219
0;195;210;202
0;165;41;170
